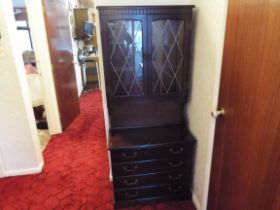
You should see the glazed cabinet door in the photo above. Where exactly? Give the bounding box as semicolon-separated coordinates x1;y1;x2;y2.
101;15;148;99
148;15;192;96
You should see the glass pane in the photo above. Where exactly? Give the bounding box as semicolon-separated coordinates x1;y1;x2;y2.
107;20;144;97
152;19;184;94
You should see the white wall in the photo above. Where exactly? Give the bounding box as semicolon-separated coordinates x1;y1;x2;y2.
187;1;228;210
0;0;43;177
25;0;62;135
94;7;109;141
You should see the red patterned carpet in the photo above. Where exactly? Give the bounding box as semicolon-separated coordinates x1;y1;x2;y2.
0;91;195;210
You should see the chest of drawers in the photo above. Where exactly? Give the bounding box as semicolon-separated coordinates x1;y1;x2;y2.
109;125;196;209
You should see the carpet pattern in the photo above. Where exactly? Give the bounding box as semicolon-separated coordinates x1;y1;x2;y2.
0;91;195;210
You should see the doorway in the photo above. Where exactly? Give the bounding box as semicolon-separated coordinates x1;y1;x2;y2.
12;0;50;151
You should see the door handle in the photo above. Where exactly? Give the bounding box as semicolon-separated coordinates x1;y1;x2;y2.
211;107;225;118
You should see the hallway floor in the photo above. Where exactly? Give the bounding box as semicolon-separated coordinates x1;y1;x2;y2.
0;91;195;210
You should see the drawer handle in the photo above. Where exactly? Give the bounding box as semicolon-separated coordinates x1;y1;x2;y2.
125;191;139;198
123;164;138;172
169;147;184;154
122;151;138;159
124;178;139;186
168;173;183;181
168;160;183;168
168;185;183;193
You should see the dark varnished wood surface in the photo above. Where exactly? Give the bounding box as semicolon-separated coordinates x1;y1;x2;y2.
208;1;280;210
99;6;196;208
114;183;188;201
110;142;193;162
99;6;194;129
109;125;195;149
112;158;190;177
109;124;196;208
113;170;190;189
42;0;80;130
114;193;191;209
97;5;194;15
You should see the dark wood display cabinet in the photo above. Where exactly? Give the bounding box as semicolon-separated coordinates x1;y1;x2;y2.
98;6;196;209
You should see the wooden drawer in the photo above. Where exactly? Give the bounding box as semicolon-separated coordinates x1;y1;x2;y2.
112;158;190;177
115;183;187;201
113;170;191;189
110;142;194;163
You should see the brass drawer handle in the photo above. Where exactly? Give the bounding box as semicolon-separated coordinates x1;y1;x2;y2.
122;164;138;172
122;151;138;159
124;178;139;186
168;185;183;193
169;147;184;154
168;173;183;181
168;160;183;168
125;191;139;198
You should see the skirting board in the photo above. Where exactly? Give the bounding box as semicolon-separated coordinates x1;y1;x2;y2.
3;161;44;177
192;192;202;210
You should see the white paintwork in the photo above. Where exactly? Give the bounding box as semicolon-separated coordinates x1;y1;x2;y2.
94;7;110;141
0;152;5;177
192;192;202;210
25;0;62;135
187;1;228;210
0;0;43;176
4;161;44;177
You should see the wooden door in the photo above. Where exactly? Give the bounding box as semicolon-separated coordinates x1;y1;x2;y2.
208;1;280;210
42;0;80;130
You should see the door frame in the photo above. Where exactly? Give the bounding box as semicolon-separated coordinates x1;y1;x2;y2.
25;0;62;135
